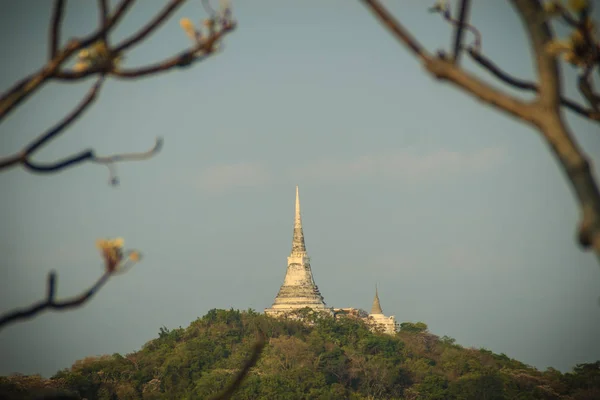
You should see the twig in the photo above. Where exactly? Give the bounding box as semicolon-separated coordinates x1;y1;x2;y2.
452;0;471;63
0;271;111;330
98;0;109;43
0;0;135;122
210;331;266;400
25;77;104;155
0;77;105;171
431;0;481;53
49;0;66;60
113;0;186;54
577;7;600;110
22;150;93;173
360;0;427;59
23;137;163;185
93;137;163;164
56;21;237;80
578;73;600;111
112;36;223;78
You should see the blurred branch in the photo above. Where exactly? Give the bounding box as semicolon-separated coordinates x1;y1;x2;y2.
113;0;186;54
0;77;105;171
0;0;235;182
0;76;159;183
49;0;66;60
56;18;236;80
452;0;471;62
430;0;481;52
211;332;266;400
579;74;600;111
514;1;560;108
0;271;111;330
0;0;134;121
510;0;600;257
548;0;600;110
98;0;109;42
23;137;162;185
430;0;598;122
0;240;141;330
115;26;234;77
468;49;600;121
360;0;600;262
362;0;427;59
361;0;533;122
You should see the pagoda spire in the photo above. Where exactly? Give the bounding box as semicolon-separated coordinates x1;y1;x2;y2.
371;285;383;315
265;186;331;317
291;185;306;254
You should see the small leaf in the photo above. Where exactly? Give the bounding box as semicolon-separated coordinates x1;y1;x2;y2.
179;18;198;42
129;251;141;262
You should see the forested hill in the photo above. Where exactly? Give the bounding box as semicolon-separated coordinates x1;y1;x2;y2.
2;309;599;400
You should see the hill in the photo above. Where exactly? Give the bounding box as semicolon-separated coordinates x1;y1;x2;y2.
1;309;599;399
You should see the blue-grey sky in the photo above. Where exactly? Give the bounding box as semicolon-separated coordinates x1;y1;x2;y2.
1;0;600;377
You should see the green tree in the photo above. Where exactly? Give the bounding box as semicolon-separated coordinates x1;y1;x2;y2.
400;322;429;333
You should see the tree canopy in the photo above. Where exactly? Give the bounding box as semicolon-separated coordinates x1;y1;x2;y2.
2;309;599;400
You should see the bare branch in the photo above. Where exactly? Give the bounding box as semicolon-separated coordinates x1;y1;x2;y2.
112;32;228;78
113;0;186;54
360;0;600;261
509;1;600;256
468;49;600;121
510;0;561;108
361;0;535;125
578;73;600;111
98;0;109;42
93;137;163;164
23;137;163;185
93;0;137;43
429;0;481;53
360;0;427;60
0;77;105;171
26;78;105;156
0;271;111;330
0;240;141;330
452;0;471;63
1;0;236;183
210;331;266;400
55;20;237;81
50;0;66;60
0;0;134;122
424;57;537;124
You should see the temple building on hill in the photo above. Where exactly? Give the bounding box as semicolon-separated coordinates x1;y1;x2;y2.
367;286;398;334
264;186;333;317
265;186;398;335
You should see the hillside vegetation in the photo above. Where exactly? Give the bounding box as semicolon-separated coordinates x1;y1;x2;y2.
2;309;599;399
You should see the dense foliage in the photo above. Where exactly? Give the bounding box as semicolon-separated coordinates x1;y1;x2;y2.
2;309;599;399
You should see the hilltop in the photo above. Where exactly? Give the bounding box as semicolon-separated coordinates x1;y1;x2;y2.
1;309;599;399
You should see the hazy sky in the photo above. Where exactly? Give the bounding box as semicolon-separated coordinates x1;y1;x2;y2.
1;1;600;377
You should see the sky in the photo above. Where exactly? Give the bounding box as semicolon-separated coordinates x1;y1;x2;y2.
1;0;600;378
